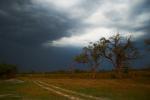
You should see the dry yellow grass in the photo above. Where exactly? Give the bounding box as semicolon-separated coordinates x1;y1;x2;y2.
18;70;150;100
17;79;68;100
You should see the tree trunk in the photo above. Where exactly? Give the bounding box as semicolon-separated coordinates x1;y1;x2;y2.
116;62;123;78
92;67;96;79
91;64;99;79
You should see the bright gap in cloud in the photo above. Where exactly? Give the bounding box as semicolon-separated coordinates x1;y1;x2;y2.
46;28;115;47
45;28;145;47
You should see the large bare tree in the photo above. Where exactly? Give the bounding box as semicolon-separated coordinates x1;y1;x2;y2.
74;34;139;78
98;34;138;77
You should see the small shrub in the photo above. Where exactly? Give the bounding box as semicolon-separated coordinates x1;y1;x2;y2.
0;63;17;79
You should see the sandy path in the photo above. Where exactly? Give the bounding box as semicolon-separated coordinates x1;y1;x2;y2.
34;81;83;100
38;81;108;100
36;80;110;100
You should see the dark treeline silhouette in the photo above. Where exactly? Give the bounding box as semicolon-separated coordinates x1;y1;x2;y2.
0;63;18;79
74;34;139;78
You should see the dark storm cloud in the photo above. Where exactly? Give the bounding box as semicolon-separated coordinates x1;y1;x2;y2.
0;0;79;47
0;36;81;71
131;0;150;16
129;0;150;34
0;0;149;71
0;0;149;47
102;1;150;45
0;0;81;71
98;0;150;35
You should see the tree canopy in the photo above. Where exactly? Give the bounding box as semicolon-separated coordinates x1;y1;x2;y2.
74;34;139;78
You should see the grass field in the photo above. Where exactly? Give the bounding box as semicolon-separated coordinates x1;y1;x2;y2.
0;79;68;100
40;78;150;100
0;71;150;100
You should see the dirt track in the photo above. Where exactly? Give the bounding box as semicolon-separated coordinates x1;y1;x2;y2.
34;80;109;100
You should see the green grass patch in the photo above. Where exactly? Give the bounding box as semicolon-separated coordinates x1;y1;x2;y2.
42;78;150;100
0;79;68;100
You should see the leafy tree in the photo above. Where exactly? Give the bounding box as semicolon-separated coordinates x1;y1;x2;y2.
98;34;139;77
74;43;102;78
74;34;139;78
74;52;88;64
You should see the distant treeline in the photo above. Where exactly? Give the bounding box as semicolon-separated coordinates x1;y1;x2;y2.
19;70;150;79
20;67;150;74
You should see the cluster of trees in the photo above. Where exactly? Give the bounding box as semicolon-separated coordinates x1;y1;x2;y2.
0;63;17;79
74;34;139;78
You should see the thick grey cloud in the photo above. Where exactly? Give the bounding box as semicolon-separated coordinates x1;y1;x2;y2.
50;0;150;47
0;0;80;47
0;0;81;71
0;0;149;72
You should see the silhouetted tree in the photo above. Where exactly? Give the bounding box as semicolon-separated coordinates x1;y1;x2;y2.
98;34;139;78
74;34;139;78
74;43;102;78
144;38;150;51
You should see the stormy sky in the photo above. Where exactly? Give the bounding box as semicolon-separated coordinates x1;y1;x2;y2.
0;0;150;72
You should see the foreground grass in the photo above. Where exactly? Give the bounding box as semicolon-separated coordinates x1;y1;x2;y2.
0;79;22;100
40;78;150;100
0;79;67;100
0;78;149;100
1;70;150;100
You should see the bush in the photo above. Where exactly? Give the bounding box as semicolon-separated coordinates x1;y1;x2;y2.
0;63;17;79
